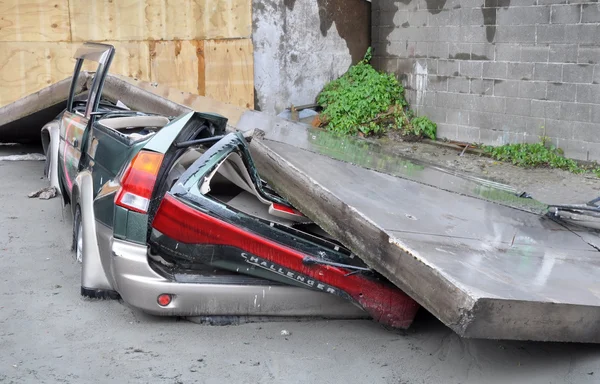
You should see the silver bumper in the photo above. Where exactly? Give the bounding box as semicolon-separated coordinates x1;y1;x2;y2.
111;238;367;318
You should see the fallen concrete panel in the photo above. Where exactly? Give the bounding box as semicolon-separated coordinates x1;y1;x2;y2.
0;74;89;143
0;73;245;144
247;119;600;343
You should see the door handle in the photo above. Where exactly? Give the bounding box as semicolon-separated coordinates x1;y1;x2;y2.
73;137;79;148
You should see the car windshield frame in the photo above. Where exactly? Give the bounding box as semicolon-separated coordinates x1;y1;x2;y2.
67;42;115;119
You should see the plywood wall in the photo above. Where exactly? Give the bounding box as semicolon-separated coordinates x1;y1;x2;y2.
0;0;253;109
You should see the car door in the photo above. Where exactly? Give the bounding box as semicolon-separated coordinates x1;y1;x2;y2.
57;43;115;198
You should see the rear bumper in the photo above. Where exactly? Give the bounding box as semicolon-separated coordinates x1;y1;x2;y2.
110;238;368;318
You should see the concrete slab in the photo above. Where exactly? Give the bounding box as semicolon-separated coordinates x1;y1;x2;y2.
247;117;600;343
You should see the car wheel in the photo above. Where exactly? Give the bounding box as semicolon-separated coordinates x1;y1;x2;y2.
72;205;83;263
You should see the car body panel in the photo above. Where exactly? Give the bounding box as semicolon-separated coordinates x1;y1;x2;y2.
150;133;420;328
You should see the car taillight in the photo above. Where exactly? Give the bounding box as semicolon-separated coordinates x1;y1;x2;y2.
271;203;303;217
115;150;164;214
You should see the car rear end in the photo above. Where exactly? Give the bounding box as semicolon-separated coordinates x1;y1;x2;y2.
87;111;369;320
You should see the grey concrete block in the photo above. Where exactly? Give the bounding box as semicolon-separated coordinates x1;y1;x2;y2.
460;61;483;78
547;82;577;102
391;10;409;26
571;121;600;143
545;118;573;139
560;102;591;122
562;64;594;83
460;8;484;25
436;123;458;139
438;26;461;42
549;44;578;63
550;5;582;24
524;117;548;137
381;58;399;73
418;106;447;123
581;4;600;23
576;84;600;104
534;63;562;81
438;60;460;76
519;81;547;99
565;24;599;45
497;6;551;25
508;0;537;6
448;77;470;93
538;0;568;5
461;0;484;7
471;79;495;95
506;98;532;116
436;91;460;108
483;62;508;79
470;111;501;129
456;125;481;142
495;26;537;43
426;59;439;75
448;43;472;60
494;80;520;97
532;100;561;119
410;10;430;26
447;109;469;125
415;42;429;58
397;58;416;75
578;46;600;65
508;62;534;80
591;105;600;124
594;65;600;84
473;95;506;113
459;26;491;43
496;44;521;62
428;42;449;59
471;44;495;61
521;45;549;63
429;75;449;91
537;25;566;44
427;9;461;26
422;90;437;107
480;128;505;145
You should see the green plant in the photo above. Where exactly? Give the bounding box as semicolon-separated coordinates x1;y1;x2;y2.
483;141;583;173
408;116;437;140
317;48;409;136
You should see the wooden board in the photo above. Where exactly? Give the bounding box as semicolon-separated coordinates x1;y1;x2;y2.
204;39;254;109
150;40;203;95
113;74;247;126
0;42;74;106
0;41;153;106
69;0;251;42
0;0;71;42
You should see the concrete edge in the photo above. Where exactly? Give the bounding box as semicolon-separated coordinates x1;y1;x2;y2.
248;136;477;336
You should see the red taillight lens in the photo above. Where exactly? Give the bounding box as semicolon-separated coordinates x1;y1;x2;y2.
115;150;164;214
271;203;303;217
157;294;172;306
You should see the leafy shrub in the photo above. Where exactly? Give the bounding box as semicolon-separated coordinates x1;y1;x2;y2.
408;116;437;140
317;48;408;136
483;142;583;173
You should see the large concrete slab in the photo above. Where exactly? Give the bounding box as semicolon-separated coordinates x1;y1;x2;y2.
243;114;600;343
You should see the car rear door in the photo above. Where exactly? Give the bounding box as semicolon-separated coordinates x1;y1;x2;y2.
57;43;115;196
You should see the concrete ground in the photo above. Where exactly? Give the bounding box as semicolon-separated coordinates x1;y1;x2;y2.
1;154;600;384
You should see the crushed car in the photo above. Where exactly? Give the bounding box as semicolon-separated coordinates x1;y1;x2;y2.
40;42;420;328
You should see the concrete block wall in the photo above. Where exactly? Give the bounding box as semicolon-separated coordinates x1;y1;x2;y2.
372;0;600;161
